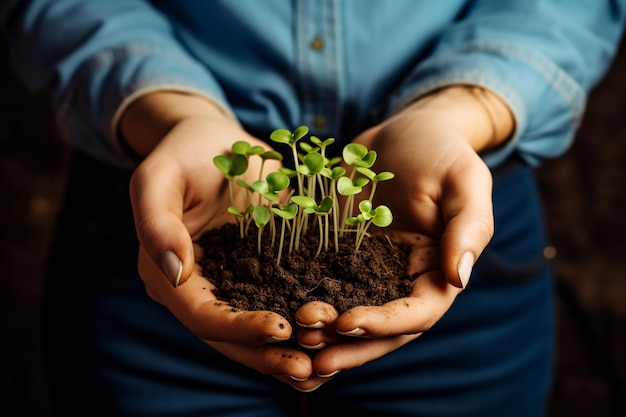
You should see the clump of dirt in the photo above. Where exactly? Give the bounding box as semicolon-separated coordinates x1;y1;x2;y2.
197;222;414;319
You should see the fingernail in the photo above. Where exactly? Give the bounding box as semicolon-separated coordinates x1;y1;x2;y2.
295;321;324;329
287;375;309;382
266;335;291;343
292;383;324;393
161;250;183;288
316;369;341;378
337;327;367;337
299;341;327;350
458;251;474;289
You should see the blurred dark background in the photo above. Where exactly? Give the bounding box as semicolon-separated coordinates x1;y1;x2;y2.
1;32;625;416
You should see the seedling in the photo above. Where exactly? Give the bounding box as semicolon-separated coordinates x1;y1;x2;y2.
346;200;393;251
213;126;395;265
271;202;298;264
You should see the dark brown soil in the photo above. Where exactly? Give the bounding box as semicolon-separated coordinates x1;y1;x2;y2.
197;223;414;319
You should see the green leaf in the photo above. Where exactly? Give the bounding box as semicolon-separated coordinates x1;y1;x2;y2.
266;171;290;191
252;206;271;227
214;153;249;179
231;140;251;155
213;155;232;177
264;192;280;202
269;128;292;144
345;216;363;226
359;200;373;213
376;171;395;181
260;150;283;161
296;165;309;176
302;152;325;175
248;145;265;156
337;176;362;196
231;153;249;176
251;180;269;194
299;142;316;153
291;195;317;209
271;203;298;219
342;143;368;165
293;125;309;141
235;179;254;192
228;206;243;216
330;166;346;179
353;177;370;188
357;150;377;168
320;165;346;179
356;167;376;180
372;205;393;227
318;196;333;213
279;167;298;178
309;136;334;149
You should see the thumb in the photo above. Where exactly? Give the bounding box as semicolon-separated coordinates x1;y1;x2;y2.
439;162;494;289
440;211;494;289
130;161;195;287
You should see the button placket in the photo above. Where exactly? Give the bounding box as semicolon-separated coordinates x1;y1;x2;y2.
296;0;341;136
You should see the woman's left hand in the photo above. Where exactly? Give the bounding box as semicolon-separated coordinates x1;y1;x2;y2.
292;86;514;383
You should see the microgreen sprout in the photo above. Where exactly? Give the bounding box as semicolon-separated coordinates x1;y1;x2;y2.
271;202;297;265
291;195;333;256
213;143;251;237
212;126;395;265
346;200;393;251
251;205;271;254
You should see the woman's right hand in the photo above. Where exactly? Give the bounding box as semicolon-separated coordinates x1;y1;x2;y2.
124;92;325;391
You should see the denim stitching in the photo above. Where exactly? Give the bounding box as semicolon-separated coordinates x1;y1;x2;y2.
423;40;585;121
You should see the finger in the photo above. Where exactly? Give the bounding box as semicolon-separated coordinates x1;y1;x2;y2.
190;302;294;345
294;301;339;329
311;334;420;378
210;341;314;383
130;158;195;287
173;274;294;344
440;156;494;288
274;374;330;393
333;270;461;338
407;243;441;274
139;246;293;344
294;301;344;349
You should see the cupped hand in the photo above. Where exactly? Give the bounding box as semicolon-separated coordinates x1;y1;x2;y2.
294;230;460;379
125;94;318;388
293;86;513;380
353;104;497;289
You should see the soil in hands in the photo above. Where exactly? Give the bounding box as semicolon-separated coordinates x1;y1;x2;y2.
197;223;415;319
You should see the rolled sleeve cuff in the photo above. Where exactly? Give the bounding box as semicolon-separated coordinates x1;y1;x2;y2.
57;43;236;169
387;41;586;168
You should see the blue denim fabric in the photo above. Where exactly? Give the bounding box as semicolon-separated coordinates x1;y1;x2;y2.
2;0;624;168
44;154;554;416
5;1;621;415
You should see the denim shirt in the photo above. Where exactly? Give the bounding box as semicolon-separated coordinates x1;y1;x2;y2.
2;0;625;169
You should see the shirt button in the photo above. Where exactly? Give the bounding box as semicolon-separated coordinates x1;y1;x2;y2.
310;37;324;51
313;115;327;129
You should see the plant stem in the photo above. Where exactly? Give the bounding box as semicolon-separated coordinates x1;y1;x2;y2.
276;217;286;265
315;216;323;257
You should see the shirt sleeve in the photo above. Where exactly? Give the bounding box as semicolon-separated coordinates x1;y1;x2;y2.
386;0;626;168
1;0;235;168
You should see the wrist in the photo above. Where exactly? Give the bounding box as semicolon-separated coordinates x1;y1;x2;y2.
119;91;234;160
403;85;515;153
